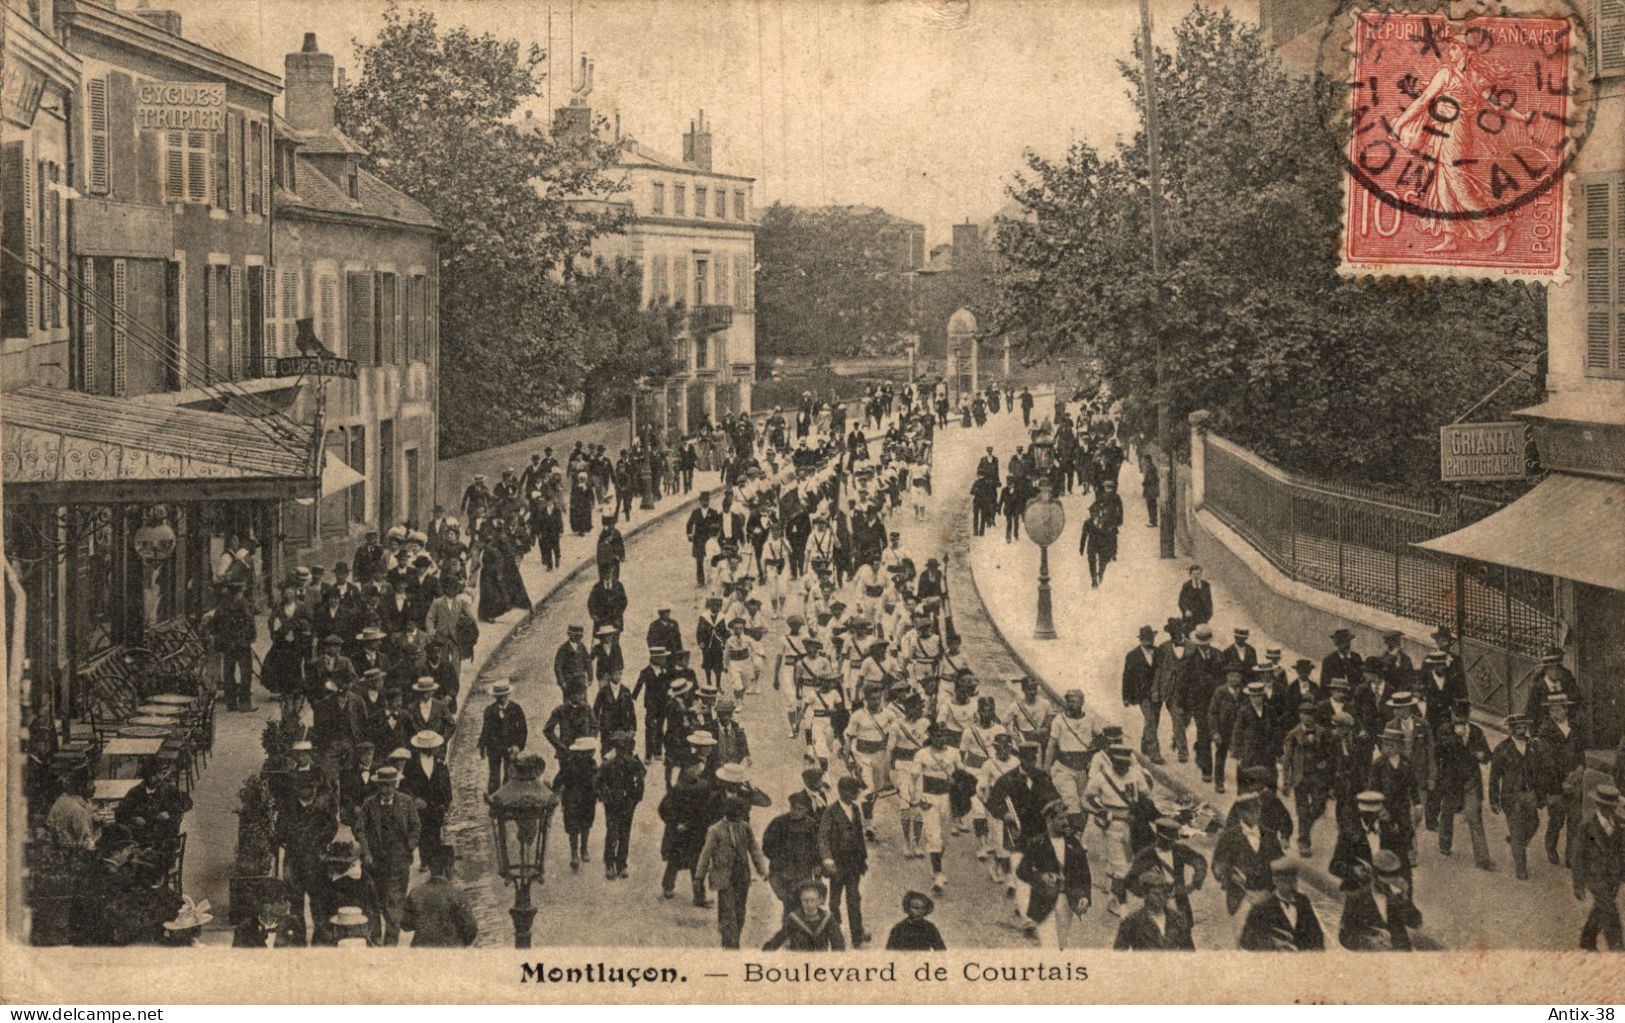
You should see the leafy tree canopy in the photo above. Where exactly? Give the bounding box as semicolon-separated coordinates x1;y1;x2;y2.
756;203;918;362
992;5;1544;486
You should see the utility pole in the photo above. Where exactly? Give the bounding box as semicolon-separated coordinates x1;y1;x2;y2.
1139;0;1176;559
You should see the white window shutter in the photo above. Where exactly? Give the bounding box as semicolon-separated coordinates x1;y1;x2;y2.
265;269;278;356
320;276;337;356
284;269;299;353
229;264;243;378
186;132;208;203
227;116;241;211
21;157;36;336
87;78;110;195
1600;0;1625;76
112;258;128;396
82;258;97;386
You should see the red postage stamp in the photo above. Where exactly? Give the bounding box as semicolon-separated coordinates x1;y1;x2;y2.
1340;11;1579;280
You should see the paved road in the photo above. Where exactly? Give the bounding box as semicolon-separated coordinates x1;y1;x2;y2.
446;410;1049;949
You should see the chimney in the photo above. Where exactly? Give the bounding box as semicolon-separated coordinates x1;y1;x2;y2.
952;221;983;269
285;32;336;133
134;4;183;35
682;109;713;171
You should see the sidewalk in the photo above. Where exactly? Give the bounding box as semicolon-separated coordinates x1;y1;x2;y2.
182;463;724;940
961;404;1589;951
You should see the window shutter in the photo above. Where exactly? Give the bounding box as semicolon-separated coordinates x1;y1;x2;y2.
1583;180;1621;376
82;258;97;387
265;269;278;356
715;255;729;308
187;132;209;203
227;115;241;211
651;254;668;302
49;164;63;328
165;131;184;201
229;264;243;378
1600;0;1625;76
112;259;128;396
284;269;299;354
260;122;271;215
88;78;110;195
321;276;337;356
734;253;748;309
21;157;36;336
673;256;687;305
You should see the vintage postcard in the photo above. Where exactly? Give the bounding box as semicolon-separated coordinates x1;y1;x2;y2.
2;0;1623;1006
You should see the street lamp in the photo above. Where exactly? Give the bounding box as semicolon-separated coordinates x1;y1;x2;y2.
1022;478;1065;640
486;752;557;949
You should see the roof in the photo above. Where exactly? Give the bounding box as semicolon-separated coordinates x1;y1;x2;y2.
618;138;754;182
1414;474;1625;591
826;204;924;231
1516;393;1625;429
275;157;437;230
2;385;316;501
60;0;280;96
292;128;368;156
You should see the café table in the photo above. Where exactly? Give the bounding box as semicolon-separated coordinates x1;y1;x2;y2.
92;778;141;804
99;737;166;778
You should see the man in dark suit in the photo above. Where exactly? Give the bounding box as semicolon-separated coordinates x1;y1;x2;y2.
1113;868;1194;950
686;493;721;586
401;731;453;865
554;624;591;692
1238;858;1324;950
1220;627;1258;678
1212;792;1285;924
356;766;420;946
1176;564;1213;627
818;775;870;948
404;678;456;740
1121;625;1161;762
402;845;478;947
477;680;528;793
1489;714;1545;879
1321;629;1364;695
1330;790;1411;891
275;771;339;944
1018;802;1092;949
1338;849;1422;950
1570;784;1624;951
232;882;306;948
647;608;684;656
1128;817;1209;927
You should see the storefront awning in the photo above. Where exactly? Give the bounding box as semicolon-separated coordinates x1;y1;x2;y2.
2;385;317;504
1415;474;1625;591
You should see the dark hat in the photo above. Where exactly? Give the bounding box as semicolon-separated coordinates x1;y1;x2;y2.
1137;625;1156;641
1153;817;1183;841
1241;765;1276;789
1298;700;1318;715
321;634;345;648
1451;699;1473;721
1331;628;1355;642
1362;656;1389;675
902;890;936;915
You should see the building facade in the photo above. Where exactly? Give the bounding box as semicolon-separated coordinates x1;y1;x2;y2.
0;6;437;726
563;104;757;438
270;34;439;563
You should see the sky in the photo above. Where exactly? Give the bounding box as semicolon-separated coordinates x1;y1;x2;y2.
160;0;1258;243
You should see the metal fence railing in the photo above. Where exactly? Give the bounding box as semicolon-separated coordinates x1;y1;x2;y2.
1202;433;1561;683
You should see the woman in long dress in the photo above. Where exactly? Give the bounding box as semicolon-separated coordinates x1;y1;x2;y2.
262;585;309;698
569;471;594;537
477;521;530;622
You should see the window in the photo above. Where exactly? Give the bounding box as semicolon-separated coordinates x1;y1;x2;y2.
163;259;181;390
229;264;244;378
347;272;374;366
650;253;668;302
694;258;708;306
715;255;729;309
203;264;231;382
264;268;278;357
2;144;35;339
346;162;359;200
715;188;726;219
282;269;300;354
226;113;241;210
673;256;688;307
734;190;745;220
87;77;110;195
164;130;210;203
376;271;397;364
652;182;665;214
1583;176;1624;378
674;184;686;215
1595;0;1624;77
695;187;707;218
734;253;750;310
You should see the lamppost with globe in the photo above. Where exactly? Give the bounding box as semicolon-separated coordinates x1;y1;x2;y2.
486;751;557;948
1022;430;1064;641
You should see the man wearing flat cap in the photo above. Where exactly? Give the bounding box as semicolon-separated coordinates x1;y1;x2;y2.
356;765;420;945
1238;858;1324;951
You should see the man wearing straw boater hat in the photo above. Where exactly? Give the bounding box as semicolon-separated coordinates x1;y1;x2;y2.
477;679;528;794
356;764;418;945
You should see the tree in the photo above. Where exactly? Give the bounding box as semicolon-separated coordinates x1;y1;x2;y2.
755;204;917;362
992;5;1544;486
566;258;677;424
336;7;627;455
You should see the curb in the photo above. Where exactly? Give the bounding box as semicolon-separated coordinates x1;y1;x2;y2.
956;494;1358;913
